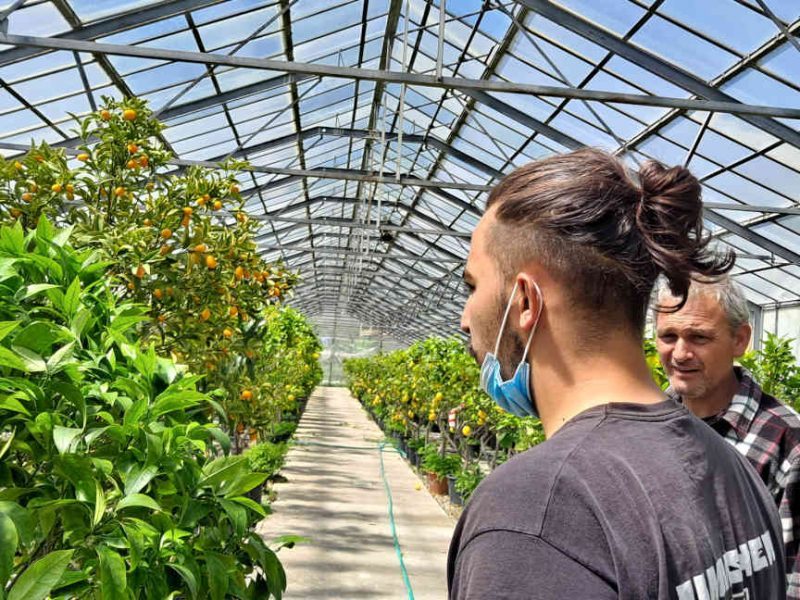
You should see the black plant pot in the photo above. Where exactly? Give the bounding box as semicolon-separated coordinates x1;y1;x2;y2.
447;475;463;506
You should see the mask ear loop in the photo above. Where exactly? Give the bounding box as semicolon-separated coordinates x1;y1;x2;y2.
493;281;519;357
521;280;544;358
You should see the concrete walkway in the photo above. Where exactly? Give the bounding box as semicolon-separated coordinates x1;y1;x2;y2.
257;387;455;599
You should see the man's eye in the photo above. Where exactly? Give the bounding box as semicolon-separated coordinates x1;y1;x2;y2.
658;334;676;343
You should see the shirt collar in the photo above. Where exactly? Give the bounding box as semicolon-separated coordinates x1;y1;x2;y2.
666;366;763;440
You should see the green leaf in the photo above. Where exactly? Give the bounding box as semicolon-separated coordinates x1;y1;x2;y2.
93;479;106;527
116;493;161;512
0;430;14;460
62;277;82;319
0;321;20;343
229;495;266;518
9;346;45;372
198;456;247;491
19;284;59;301
7;549;73;600
12;321;70;355
35;213;54;243
0;396;29;416
0;347;29;372
219;499;247;538
150;390;205;419
0;512;18;588
98;545;127;598
222;472;268;498
46;342;75;374
204;553;228;600
53;425;82;455
124;465;158;496
270;534;310;551
167;563;198;599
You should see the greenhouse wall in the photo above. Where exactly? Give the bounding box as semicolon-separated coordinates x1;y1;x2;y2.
763;306;800;361
309;314;406;385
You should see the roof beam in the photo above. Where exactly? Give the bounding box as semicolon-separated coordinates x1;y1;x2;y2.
2;34;799;118
517;0;800;148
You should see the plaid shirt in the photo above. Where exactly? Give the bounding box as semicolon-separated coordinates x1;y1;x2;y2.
669;366;800;599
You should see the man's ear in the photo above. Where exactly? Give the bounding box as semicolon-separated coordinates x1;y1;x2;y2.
733;322;752;358
516;273;542;332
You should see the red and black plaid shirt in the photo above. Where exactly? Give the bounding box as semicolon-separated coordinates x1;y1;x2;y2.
669;366;800;598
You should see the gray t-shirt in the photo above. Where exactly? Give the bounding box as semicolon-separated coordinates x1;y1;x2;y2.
448;400;785;599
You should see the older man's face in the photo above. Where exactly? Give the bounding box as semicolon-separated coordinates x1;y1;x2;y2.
655;293;750;401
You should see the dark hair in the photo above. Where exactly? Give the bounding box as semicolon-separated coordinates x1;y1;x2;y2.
486;148;733;333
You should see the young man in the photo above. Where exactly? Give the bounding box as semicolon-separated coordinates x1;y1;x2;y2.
447;148;785;599
656;276;800;598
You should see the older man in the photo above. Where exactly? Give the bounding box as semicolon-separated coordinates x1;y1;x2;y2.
656;275;800;598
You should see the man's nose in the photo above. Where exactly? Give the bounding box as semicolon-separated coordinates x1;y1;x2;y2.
460;307;470;335
673;338;694;362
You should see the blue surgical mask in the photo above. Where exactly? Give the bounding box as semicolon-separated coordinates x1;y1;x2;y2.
479;280;543;418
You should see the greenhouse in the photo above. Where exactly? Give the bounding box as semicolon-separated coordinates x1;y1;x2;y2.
0;0;798;598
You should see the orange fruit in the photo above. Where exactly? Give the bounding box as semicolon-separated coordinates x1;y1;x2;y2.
77;153;89;162
194;243;207;253
181;216;190;228
9;208;21;218
223;328;233;338
51;183;62;193
166;287;174;296
234;266;244;280
122;108;137;121
182;206;193;216
126;159;138;169
114;186;126;197
135;265;145;279
138;155;149;168
229;306;239;317
143;218;152;227
240;389;253;401
205;255;217;269
127;143;138;154
240;312;248;322
127;281;135;290
230;184;240;195
159;244;171;256
65;183;74;194
100;109;111;121
153;288;163;300
212;200;222;210
28;183;37;193
199;308;211;321
203;193;210;201
160;228;172;239
157;315;166;324
196;196;206;207
21;192;33;202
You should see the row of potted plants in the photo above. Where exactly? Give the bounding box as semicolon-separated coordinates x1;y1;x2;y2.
346;334;800;507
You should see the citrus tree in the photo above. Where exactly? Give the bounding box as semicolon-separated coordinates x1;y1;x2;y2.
0;97;320;439
0;219;287;599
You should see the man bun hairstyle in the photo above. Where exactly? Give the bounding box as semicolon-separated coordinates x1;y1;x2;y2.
636;160;734;310
486;148;733;334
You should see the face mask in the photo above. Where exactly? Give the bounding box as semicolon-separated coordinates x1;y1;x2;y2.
479;280;543;418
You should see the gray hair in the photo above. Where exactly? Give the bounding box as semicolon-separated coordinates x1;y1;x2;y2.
654;274;750;330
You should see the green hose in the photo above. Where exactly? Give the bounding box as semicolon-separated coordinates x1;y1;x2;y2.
291;438;415;600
